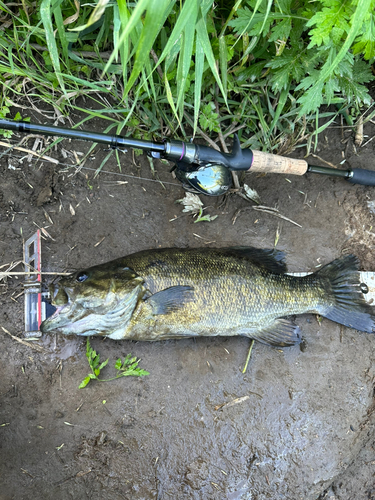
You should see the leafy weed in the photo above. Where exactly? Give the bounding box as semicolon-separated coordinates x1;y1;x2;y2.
79;338;149;389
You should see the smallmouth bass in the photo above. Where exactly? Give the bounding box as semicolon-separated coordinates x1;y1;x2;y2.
41;247;375;347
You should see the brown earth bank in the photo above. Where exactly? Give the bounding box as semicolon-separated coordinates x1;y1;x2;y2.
1;108;375;499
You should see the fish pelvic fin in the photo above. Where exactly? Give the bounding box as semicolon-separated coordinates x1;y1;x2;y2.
251;319;302;347
316;254;375;333
147;285;194;315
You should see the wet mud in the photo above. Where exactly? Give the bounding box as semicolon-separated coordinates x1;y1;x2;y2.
1;111;375;499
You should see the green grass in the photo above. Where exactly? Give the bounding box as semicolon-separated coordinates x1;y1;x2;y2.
0;0;374;155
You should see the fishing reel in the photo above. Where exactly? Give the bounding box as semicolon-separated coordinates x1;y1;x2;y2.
173;163;233;197
150;134;254;196
150;148;235;197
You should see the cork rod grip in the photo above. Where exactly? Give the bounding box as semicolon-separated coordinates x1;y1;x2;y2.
250;150;308;176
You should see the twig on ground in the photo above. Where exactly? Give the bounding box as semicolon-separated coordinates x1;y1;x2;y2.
310;154;337;169
0;271;70;277
362;135;375;148
0;141;59;164
1;326;47;353
252;206;302;227
242;339;255;373
214;395;250;411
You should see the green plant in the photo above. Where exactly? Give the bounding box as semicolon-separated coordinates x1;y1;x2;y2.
229;0;375;117
199;102;220;133
0;0;374;161
194;208;218;223
79;338;149;388
0;110;26;138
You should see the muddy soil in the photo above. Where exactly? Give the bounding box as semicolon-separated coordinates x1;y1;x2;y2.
1;109;375;500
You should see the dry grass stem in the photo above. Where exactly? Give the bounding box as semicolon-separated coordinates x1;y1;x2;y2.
1;326;47;353
310;154;337;169
0;271;70;277
355;116;364;146
0;141;59;164
362;134;375;148
94;237;106;247
183;112;220;150
252;206;302;227
0;260;24;283
214;395;250;411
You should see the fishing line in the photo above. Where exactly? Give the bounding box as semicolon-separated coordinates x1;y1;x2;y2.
0;147;183;188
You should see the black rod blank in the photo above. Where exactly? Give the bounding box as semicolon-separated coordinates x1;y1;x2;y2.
307;164;375;186
307;164;351;179
0;119;166;153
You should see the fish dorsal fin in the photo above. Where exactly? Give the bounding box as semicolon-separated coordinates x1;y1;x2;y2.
220;247;287;274
252;318;301;347
147;285;194;315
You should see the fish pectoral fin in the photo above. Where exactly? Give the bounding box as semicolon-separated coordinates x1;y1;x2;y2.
147;285;194;315
252;319;301;347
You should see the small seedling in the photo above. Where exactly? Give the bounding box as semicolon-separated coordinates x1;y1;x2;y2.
79;338;149;388
194;208;218;223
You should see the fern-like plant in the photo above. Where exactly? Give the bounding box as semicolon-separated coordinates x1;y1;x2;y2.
229;0;375;116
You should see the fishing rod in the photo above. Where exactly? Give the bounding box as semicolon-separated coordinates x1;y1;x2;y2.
1;118;375;196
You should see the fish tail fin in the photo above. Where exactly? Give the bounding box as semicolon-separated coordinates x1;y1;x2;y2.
316;254;375;333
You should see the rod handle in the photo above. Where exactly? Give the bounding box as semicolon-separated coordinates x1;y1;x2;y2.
347;168;375;186
250;150;308;176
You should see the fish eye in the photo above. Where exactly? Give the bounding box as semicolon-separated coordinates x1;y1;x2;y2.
76;272;88;283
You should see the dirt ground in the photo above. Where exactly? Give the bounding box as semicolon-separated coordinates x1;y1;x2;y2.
1;107;375;500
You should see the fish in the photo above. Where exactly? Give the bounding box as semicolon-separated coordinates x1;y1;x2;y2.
40;247;375;347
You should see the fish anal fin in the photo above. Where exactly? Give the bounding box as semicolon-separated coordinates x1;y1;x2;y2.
252;319;301;347
147;285;194;315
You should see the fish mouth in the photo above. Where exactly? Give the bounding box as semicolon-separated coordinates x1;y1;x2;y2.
41;287;74;333
47;302;69;320
40;303;71;333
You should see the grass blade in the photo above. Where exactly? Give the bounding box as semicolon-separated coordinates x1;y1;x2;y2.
218;35;228;97
157;0;198;67
176;6;198;114
40;0;65;91
70;0;111;32
124;0;170;96
112;4;121;60
103;0;149;76
196;8;227;106
52;0;69;66
164;72;179;126
267;85;290;139
194;37;205;136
